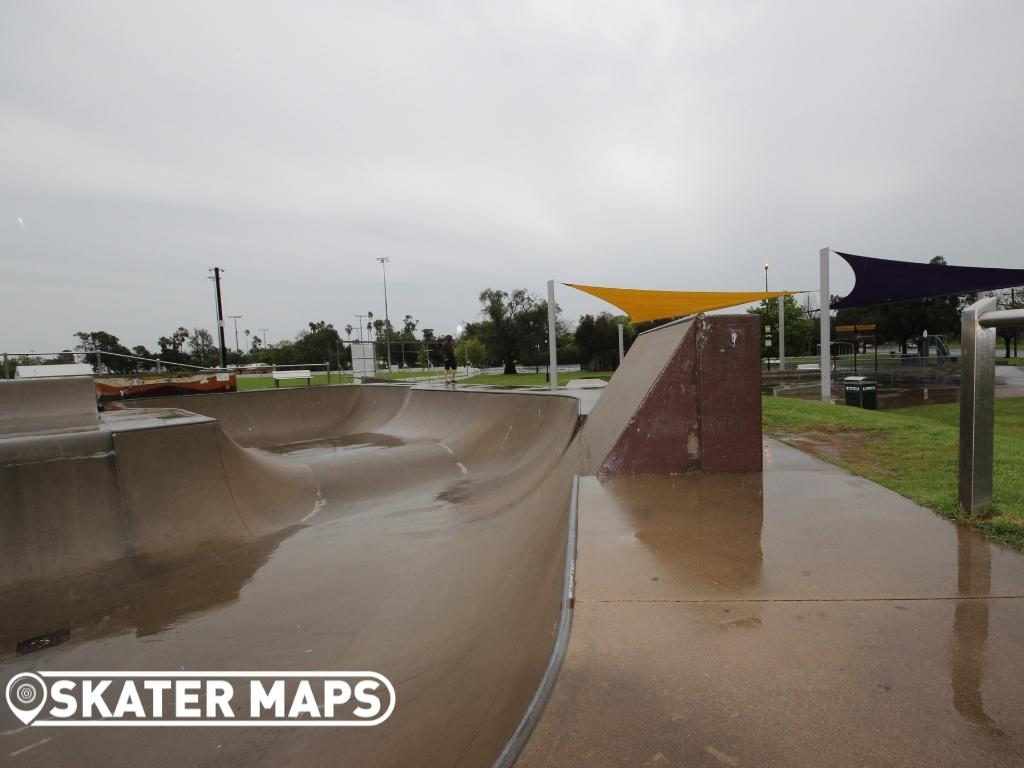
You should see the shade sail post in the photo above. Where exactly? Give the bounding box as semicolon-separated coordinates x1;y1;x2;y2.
547;280;558;391
820;247;831;403
778;295;786;371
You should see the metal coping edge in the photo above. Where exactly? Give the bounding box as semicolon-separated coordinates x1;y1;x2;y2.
491;473;580;768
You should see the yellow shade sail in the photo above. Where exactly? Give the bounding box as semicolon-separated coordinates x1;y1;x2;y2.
566;283;790;324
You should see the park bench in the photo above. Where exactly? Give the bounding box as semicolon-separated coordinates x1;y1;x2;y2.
273;369;312;387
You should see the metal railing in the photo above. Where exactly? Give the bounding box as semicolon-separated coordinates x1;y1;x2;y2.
959;298;1024;514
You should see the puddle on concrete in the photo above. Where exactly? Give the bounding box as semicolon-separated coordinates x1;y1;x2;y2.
263;432;404;458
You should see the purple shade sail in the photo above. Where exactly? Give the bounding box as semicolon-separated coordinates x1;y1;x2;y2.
831;251;1024;309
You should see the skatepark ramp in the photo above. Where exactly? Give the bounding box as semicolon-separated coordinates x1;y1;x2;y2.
1;314;764;767
579;314;762;474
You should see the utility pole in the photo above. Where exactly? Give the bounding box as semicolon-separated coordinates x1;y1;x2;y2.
209;267;228;368
258;328;270;349
355;315;366;343
377;257;392;371
228;315;242;355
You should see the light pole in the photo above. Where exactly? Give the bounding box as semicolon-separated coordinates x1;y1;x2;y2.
209;267;228;368
355;315;366;343
377;257;392;371
258;328;270;349
764;262;769;293
228;315;242;355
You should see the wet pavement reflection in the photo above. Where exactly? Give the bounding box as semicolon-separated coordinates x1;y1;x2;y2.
521;439;1024;767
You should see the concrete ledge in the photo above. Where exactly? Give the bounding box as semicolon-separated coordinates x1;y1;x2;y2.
0;376;98;436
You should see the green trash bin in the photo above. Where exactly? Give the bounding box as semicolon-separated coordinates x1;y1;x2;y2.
844;376;877;410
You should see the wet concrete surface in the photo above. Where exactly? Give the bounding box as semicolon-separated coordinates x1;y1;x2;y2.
519;439;1024;767
0;388;580;767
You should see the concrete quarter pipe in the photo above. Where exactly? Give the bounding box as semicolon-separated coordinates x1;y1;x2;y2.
0;315;760;766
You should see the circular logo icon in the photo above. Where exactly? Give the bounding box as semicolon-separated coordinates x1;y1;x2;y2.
5;673;48;725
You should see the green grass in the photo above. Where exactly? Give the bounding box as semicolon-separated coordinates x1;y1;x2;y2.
460;370;615;387
997;357;1024;366
763;397;1024;550
237;373;350;390
236;369;446;391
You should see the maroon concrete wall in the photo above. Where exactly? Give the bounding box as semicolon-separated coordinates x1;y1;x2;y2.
580;314;761;475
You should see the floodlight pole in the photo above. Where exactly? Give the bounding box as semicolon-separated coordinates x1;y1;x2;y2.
819;247;831;403
547;280;558;390
229;315;242;354
377;257;392;371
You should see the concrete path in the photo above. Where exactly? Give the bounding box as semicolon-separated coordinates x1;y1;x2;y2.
520;439;1024;767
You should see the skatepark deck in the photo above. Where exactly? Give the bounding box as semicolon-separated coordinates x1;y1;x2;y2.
518;440;1024;767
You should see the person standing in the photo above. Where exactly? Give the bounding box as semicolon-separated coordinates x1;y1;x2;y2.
441;335;458;386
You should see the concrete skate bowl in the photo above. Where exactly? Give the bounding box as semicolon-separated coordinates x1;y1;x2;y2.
0;383;580;768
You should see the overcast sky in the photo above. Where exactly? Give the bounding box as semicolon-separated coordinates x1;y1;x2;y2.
3;1;1023;353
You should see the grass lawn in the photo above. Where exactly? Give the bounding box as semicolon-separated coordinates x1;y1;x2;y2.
237;373;351;390
236;369;446;390
997;358;1024;366
460;370;615;387
763;397;1024;550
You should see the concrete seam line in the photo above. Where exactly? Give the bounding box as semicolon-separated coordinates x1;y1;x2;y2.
491;473;579;768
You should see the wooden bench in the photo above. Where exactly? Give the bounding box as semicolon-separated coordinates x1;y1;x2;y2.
273;369;312;387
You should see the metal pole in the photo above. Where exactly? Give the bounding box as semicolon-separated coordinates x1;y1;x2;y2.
377;257;392;371
617;323;625;367
355;315;365;343
259;328;270;348
211;267;228;368
229;315;242;354
764;264;772;372
547;280;558;390
819;247;831;403
778;295;785;371
959;297;997;515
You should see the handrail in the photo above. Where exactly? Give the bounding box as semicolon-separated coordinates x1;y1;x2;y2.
979;308;1024;329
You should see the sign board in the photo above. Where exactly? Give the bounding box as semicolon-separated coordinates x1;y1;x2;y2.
350;342;376;382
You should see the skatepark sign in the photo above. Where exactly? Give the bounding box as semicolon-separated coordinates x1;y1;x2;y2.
4;671;395;727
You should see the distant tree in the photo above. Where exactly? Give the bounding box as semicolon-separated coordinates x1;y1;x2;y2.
748;295;815;358
294;321;344;370
74;330;134;373
478;288;549;374
344;324;354;340
157;327;192;367
189;328;218;367
575;313;633;370
455;337;487;369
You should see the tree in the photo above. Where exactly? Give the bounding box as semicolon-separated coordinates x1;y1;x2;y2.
748;295;815;358
478;288;549;374
455;337;487;369
575;313;633;370
157;327;192;367
189;328;218;367
294;321;344;369
74;331;134;373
